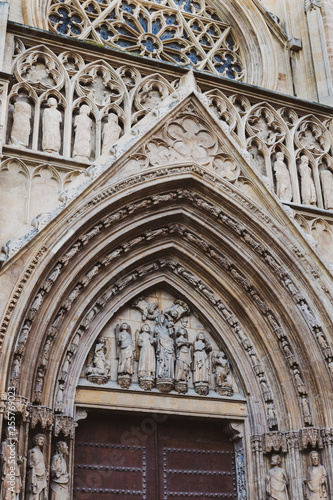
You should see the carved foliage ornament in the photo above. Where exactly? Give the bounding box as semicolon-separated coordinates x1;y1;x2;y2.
47;0;244;80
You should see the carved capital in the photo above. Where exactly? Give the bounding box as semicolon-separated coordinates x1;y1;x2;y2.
305;0;321;11
264;432;287;453
29;405;53;429
251;435;263;453
320;428;333;447
300;428;323;450
286;431;300;451
54;415;77;438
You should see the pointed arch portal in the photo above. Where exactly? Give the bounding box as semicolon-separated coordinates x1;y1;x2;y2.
1;85;333;500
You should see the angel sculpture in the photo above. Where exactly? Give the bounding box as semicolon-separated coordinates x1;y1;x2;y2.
116;323;135;389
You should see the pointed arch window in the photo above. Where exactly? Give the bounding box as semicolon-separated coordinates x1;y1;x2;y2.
47;0;244;80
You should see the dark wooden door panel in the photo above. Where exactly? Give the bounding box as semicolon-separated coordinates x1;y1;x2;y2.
157;418;236;499
74;412;237;500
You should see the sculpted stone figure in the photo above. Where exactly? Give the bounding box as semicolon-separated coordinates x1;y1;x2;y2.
299;156;317;206
304;451;328;499
117;323;135;388
175;324;192;394
320;168;333;210
193;332;212;395
0;428;22;500
50;442;69;500
42;97;62;154
137;323;156;390
86;337;110;384
102;113;122;154
265;454;289;500
26;434;48;500
155;313;175;392
273;152;292;202
212;350;233;396
73;104;92;161
10;100;31;147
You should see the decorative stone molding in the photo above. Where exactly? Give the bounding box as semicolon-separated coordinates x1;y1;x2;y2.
53;415;76;438
305;0;321;11
29;405;53;429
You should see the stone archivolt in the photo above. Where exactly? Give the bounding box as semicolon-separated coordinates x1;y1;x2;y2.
5;177;332;431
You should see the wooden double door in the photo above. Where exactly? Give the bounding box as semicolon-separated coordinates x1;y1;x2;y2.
74;411;237;499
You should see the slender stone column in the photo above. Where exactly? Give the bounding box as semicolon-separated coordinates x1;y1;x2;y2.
251;435;265;500
0;1;8;72
305;0;333;105
321;428;333;500
286;431;303;499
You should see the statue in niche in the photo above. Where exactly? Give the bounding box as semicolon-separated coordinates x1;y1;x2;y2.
26;434;48;500
299;156;317;206
137;323;156;391
155;313;175;393
174;319;192;394
304;451;328;499
193;332;212;395
265;454;289;500
116;323;135;389
50;441;69;500
320;168;333;210
0;427;22;500
273;152;292;202
10;100;31;147
73;104;92;161
212;350;233;397
42;97;62;154
86;337;110;385
102;113;122;154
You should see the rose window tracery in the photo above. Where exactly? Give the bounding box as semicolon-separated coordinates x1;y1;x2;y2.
47;0;244;80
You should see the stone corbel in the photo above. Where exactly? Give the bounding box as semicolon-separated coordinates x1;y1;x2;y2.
223;422;243;441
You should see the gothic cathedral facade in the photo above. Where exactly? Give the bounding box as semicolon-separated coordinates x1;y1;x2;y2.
0;0;333;498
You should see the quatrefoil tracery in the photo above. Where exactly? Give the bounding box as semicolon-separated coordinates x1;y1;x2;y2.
47;0;244;80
